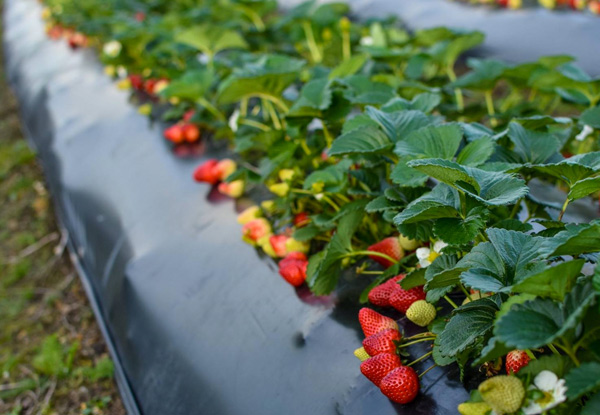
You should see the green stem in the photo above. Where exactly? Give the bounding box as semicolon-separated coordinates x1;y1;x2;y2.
407;351;433;367
444;295;458;309
459;284;472;302
302;20;322;63
525;349;537;360
345;250;400;265
322;122;334;148
321;194;340;211
239;118;270;131
418;364;438;378
240;98;248;117
508;198;522;220
264;100;282;130
555;342;580;367
342;30;351;61
548;344;561;356
197;97;225;121
485;90;497;127
557;198;570;222
356;270;384;275
299;140;312;156
447;64;464;112
255;93;289;113
398;338;436;348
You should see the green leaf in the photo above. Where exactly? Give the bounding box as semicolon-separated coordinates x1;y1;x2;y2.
568;175;600;201
495;283;596;349
217;55;304;105
582;392;600;415
176;25;247;55
307;210;363;295
433;207;488;246
366;107;437;143
382;92;442;114
425;254;463;301
328;126;393;155
400;268;426;290
456;137;495;167
408;159;529;206
395;123;463;160
341;75;396;105
545;221;600;256
394;184;460;225
452;58;507;90
475;336;512;365
293;78;332;110
517;354;572;379
329;54;368;79
565;362;600;400
580;105;600;129
390;156;429;187
505;122;562;164
438;298;499;357
512;259;584;301
530;152;600;186
160;69;214;101
303;159;353;193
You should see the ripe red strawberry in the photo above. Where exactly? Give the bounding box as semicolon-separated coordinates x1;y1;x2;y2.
182;123;200;142
368;275;403;307
129;74;144;91
505;350;531;374
389;285;426;314
135;11;146;22
293;212;310;228
363;329;401;356
269;235;289;257
144;78;157;94
380;366;419;404
358;308;398;337
360;353;401;386
193;159;220;184
368;237;404;268
278;252;308;287
183;110;195;122
164;124;184;144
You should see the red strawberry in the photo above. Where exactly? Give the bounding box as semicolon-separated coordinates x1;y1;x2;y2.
360;353;401;386
293;212;310;228
164;124;184;143
129;74;144;90
183;110;195;122
368;237;403;268
363;328;401;356
389;285;426;314
505;350;531;374
380;366;419;404
278;252;308;287
269;235;289;257
144;78;157;94
182;123;200;142
135;11;146;22
193;159;220;184
358;308;398;337
368;275;404;307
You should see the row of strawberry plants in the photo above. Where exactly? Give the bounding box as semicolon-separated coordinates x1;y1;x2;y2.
449;0;600;14
41;0;600;413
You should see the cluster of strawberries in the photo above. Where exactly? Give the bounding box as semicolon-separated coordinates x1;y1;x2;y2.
355;308;419;404
193;158;243;197
237;208;311;286
128;74;169;97
45;24;88;49
163;110;201;144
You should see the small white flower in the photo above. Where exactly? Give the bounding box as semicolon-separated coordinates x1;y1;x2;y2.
103;40;122;58
116;65;127;79
360;36;374;46
575;124;594;142
522;370;568;415
416;241;448;268
229;109;240;132
197;53;209;65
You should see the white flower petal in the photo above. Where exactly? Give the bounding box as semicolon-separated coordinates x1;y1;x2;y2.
416;247;430;261
418;258;431;268
534;370;559;392
229;109;240;132
360;36;373;46
521;401;544;415
552;379;568;404
575;124;594;142
103;40;122;57
433;240;448;253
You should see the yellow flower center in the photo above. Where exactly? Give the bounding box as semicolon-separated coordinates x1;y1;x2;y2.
536;391;554;408
428;251;440;263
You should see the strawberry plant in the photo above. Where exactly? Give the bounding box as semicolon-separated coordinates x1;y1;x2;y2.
38;0;600;412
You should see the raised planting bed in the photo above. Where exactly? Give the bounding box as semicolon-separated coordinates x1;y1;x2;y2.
4;0;600;414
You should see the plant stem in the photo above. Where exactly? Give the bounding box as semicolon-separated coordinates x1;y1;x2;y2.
322;122;334;148
302;20;322;63
508;199;522;220
444;295;458;309
239;118;270;131
447;64;464;112
557;198;570;222
197;97;225;121
548;344;561;356
407;351;433;367
342;31;351;61
356;270;384;275
555;342;580;366
398;338;436;348
405;332;435;341
485;90;497;127
419;364;438;378
459;284;472;302
321;194;340;211
345;250;399;265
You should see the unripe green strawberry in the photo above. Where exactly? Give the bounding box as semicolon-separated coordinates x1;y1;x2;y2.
478;375;525;414
353;347;370;362
457;402;492;415
406;300;436;327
